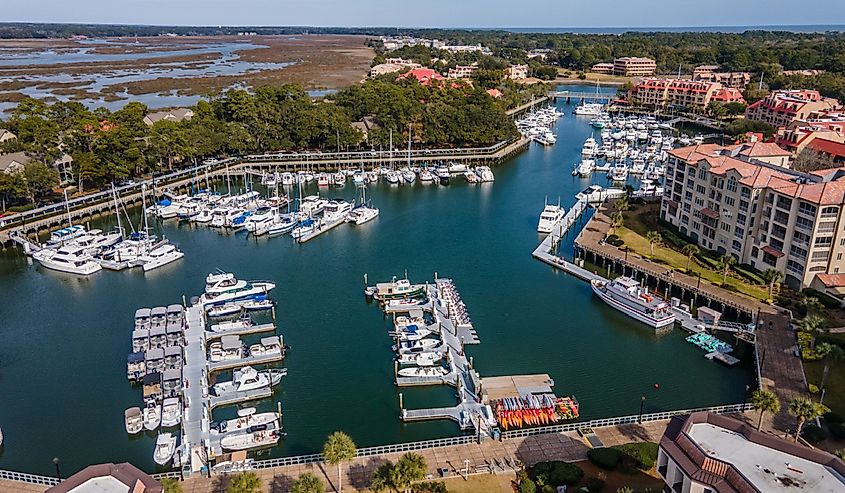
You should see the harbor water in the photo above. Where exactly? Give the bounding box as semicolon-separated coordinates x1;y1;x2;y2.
0;86;753;475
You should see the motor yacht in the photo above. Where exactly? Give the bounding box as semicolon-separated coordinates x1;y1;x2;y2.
212;408;280;434
211;366;285;395
397;367;448;377
475;166;495;182
34;245;102;275
143;399;161;431
160;398;182;428
537;202;565;234
139;244;184;272
220;424;282;451
200;272;276;306
124;407;143;434
153;433;177;465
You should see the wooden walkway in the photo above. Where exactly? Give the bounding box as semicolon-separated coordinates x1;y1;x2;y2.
756;311;809;430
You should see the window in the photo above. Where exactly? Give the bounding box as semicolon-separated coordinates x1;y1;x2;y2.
740;199;749;210
776;196;793;210
698;167;707;179
793;231;810;246
816;236;833;247
732;240;742;251
686;179;694;188
693;222;700;231
770;238;784;250
838;253;843;261
725;196;735;207
798;202;817;216
720;222;731;232
821;206;839;218
695;185;706;195
737;213;747;226
752;246;759;258
685;191;693;201
811;250;830;262
735;227;745;238
796;216;814;231
726;176;737;192
787;260;804;274
810;265;826;272
818;221;837;233
790;245;807;260
741;187;751;198
694;197;704;207
681;215;690;225
771;224;787;240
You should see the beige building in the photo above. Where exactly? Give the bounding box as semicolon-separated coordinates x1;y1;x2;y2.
0;129;16;142
659;412;845;493
143;108;194;126
591;62;614;74
776;111;845;155
447;64;478;79
504;64;529;80
0;151;32;175
612;57;656;76
46;462;162;493
660;142;845;289
745;89;841;128
692;65;752;89
629;78;745;110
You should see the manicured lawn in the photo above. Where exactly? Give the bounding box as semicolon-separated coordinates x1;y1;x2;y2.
805;359;845;417
614;205;770;302
440;473;516;493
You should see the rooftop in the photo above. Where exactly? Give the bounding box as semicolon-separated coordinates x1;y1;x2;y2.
46;463;161;493
687;422;844;492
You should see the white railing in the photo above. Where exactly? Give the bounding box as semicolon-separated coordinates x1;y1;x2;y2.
0;469;60;486
501;403;753;439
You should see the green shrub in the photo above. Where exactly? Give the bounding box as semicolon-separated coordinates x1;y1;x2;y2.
802;348;823;361
824;412;844;424
613;442;659;470
8;204;34;212
829;422;845;440
519;476;537;493
587;448;621;470
586;477;606;492
802;424;827;444
809;383;820;394
530;461;584;487
694;253;721;270
802;288;841;309
797;331;814;348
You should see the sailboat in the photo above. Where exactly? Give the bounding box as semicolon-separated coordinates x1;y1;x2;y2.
347;186;380;225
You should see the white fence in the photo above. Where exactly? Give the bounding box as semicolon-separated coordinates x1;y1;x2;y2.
5;403;753;485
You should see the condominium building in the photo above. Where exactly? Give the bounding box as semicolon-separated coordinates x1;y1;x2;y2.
505;64;529;80
692;65;752;89
447;64;478;79
776;111;845;155
629;79;745;109
658;412;845;493
660;142;845;289
591;62;614;74
745;90;841;128
370;59;422;77
46;462;163;493
613;57;657;76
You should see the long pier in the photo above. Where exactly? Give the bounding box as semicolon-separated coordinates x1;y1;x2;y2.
549;91;614;103
531;196;599;282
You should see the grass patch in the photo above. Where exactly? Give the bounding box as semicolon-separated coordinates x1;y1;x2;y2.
805;359;845;417
614;205;769;302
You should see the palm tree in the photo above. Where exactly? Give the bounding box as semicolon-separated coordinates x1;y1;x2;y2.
750;389;780;431
291;473;325;493
801;294;823;315
369;462;394;493
788;397;829;442
682;244;700;272
799;314;827;349
817;342;845;389
761;268;784;299
394;452;427;493
645;230;662;258
610;210;624;234
615;195;629;213
322;431;357;492
718;254;736;285
226;472;262;493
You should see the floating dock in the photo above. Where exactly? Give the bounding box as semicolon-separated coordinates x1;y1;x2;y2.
480;374;555;402
532;196;602;283
205;322;276;339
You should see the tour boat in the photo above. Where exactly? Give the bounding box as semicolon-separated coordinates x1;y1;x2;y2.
140;244;184;272
590;276;675;329
537;202;564;234
124;407;143;434
397;367;448;378
213;408;280;434
34;245;102;275
201;272;276;306
143;399;161;431
475;166;495;182
220;425;281;451
211;366;285;395
153;433;177;465
370;277;426;301
160;398;182;428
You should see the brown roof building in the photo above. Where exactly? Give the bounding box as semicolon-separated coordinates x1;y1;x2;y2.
46;463;162;493
658;412;845;493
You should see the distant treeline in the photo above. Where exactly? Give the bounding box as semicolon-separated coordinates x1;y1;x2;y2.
0;23;401;39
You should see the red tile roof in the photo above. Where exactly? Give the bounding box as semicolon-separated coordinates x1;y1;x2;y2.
486;88;503;98
814;273;845;288
735;141;791;158
808;138;845;159
699;207;720;219
761;245;785;258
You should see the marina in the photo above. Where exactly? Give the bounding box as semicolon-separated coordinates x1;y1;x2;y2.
0;85;754;476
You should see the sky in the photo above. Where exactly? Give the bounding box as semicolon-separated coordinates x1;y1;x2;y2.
3;0;845;29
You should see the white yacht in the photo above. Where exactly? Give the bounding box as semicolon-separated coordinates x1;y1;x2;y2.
397;352;442;366
143;400;161;431
475;166;495;182
347;205;379;225
537;202;565;234
576;185;625;204
397;367;448;377
34;245;102;275
220;424;281;451
574;103;604;116
419;169;434;182
581;137;598;157
139;244;184;272
213;408;281;434
47;225;87;247
267;214;297;236
590;276;675;329
575;159;595;177
200;272;276;307
385;170;400;184
245;207;277;234
299;195;327;216
160;398;182;428
211;366;285;395
124;407;143;434
610;162;629;182
193;207;215;224
322;200;353;223
402;169;416;183
533;130;557;146
153;433;177;465
281;172;295;186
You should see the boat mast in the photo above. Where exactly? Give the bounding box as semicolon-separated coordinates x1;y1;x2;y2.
112;184;123;237
407;122;412;169
389;129;393;171
64;188;72;227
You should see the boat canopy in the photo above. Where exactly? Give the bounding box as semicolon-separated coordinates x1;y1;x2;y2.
165;322;183;334
237;407;257;417
127;352;145;363
125;407;141;418
162;369;181;382
615;277;640;289
150;306;167;318
150;326;167;337
146;348;165;360
221;335;242;351
162;397;180;406
143;372;161;386
260;336;281;348
164;346;182;357
135;308;152;319
132;329;150;340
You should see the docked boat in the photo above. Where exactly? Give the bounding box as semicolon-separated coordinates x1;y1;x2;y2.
143;399;161;431
397;367;448;377
47;225;87;247
248;336;283;357
140;244;184;272
267;214;297;237
220;424;281;451
575;159;595;177
537;202;564;234
609;162;629;182
200;272;275;306
212;408;281;434
581;137;597;157
419;169;434;182
347;205;379;225
211;366;285;395
210;312;254;333
397;351;442;366
160;398;182;428
369;277;426;301
475;166;495;182
402;169;416;183
124;407;143;434
34;245;102;275
393;338;440;353
433;166;450;184
576;185;625;204
590;276;675;329
291;218;319;240
574;103;604;116
385;170;400;184
153;433;177;465
207;303;243;318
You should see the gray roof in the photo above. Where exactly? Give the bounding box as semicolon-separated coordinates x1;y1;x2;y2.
0;151;32;172
260;336;281;347
221;335;242;351
145;348;164;360
135;308;152;319
150;306;167;317
162;368;181;381
164;346;182;357
132;329;149;339
144;108;194;125
150;326;167;336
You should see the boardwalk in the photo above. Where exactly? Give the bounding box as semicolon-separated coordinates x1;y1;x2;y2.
756;311;808;430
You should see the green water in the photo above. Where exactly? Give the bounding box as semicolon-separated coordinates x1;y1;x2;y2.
0;88;753;475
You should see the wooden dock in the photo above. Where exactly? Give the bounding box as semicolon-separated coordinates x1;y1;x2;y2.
205;322;276;340
209;387;274;410
531;197;602;283
480;374;555;402
208;352;284;373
